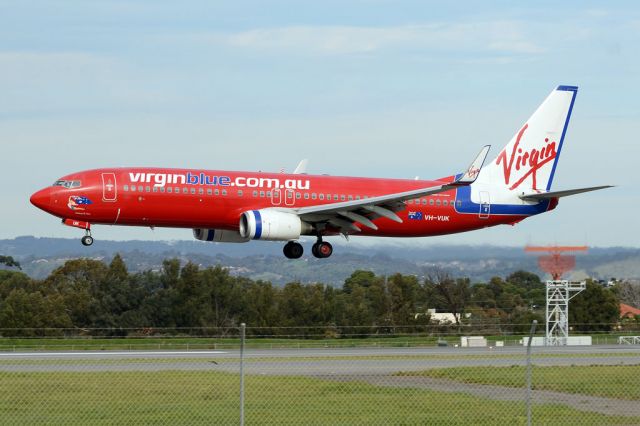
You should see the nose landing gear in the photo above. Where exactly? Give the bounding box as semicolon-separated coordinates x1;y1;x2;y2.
81;230;94;246
62;219;94;246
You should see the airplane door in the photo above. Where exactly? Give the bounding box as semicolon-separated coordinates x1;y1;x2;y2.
285;189;295;206
479;191;490;219
102;173;117;202
271;189;282;206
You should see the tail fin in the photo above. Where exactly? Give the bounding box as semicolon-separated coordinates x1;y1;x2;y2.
478;85;578;192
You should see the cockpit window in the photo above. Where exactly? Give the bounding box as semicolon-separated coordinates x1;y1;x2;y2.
53;180;81;188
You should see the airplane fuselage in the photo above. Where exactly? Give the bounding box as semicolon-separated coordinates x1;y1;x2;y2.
30;167;555;238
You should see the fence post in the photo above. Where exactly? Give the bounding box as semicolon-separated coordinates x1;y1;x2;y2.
240;323;246;426
526;320;538;426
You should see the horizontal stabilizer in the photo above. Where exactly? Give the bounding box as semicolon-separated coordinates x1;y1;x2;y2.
519;185;613;201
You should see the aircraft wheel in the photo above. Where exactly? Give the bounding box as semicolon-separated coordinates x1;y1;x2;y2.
283;241;303;259
81;235;94;246
312;241;333;258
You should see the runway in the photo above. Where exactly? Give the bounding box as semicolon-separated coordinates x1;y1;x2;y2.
1;345;638;375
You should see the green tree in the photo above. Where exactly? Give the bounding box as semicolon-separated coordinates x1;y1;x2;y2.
44;259;108;328
0;289;71;336
425;270;471;328
0;255;21;270
569;280;620;332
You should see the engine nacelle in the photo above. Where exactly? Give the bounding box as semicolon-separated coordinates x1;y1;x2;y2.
193;228;249;243
239;209;311;241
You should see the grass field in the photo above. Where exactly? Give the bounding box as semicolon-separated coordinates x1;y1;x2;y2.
0;333;631;351
399;364;640;401
0;370;637;425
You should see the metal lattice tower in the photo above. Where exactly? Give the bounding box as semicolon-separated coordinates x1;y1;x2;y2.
525;246;588;346
544;280;586;345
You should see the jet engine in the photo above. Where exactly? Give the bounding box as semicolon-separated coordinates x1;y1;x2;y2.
239;209;311;241
193;228;249;243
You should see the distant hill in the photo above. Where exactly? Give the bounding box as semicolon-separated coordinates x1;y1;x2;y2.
2;236;639;285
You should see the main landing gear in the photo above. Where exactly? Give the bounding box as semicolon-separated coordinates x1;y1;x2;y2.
283;241;304;259
312;239;333;259
283;238;333;259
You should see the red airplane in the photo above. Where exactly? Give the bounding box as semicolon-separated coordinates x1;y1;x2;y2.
31;86;610;259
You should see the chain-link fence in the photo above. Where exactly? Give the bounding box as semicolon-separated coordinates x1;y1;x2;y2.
1;327;639;425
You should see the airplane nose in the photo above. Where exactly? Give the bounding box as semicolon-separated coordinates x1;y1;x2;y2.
30;188;51;211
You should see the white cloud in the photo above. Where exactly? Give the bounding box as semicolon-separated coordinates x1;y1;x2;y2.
198;21;545;56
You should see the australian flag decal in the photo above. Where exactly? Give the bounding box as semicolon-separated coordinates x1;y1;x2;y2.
68;195;93;211
408;211;423;220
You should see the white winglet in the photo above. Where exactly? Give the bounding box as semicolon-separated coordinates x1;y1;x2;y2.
293;159;308;174
452;145;490;186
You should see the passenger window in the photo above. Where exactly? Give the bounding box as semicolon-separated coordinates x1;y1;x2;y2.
408;199;413;204
124;185;129;191
215;189;220;196
265;191;270;197
160;187;165;193
348;195;353;201
207;189;212;195
167;187;172;193
153;187;158;193
422;199;427;205
252;190;258;197
131;186;136;192
319;194;324;200
457;200;462;207
356;195;361;200
340;195;345;201
334;195;339;201
429;199;434;205
198;188;204;195
287;192;293;199
190;188;196;195
436;199;441;206
239;190;244;196
222;189;227;196
311;193;317;200
174;187;179;193
138;186;143;192
304;193;309;200
146;186;151;192
296;192;301;199
183;188;188;194
260;191;265;197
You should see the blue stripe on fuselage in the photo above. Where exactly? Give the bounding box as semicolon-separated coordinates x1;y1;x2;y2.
454;186;550;216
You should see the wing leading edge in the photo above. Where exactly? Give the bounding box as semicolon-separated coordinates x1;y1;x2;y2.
292;145;490;235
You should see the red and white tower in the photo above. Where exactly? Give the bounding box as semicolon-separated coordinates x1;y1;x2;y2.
525;246;587;346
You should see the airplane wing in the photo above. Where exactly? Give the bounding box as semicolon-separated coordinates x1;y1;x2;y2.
291;146;490;235
518;185;613;201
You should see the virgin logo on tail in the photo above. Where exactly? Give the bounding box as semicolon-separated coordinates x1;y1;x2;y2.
496;124;557;190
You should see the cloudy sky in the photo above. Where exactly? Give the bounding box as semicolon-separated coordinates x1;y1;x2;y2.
1;1;638;247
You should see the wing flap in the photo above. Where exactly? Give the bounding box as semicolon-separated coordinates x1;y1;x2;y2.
289;145;490;235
